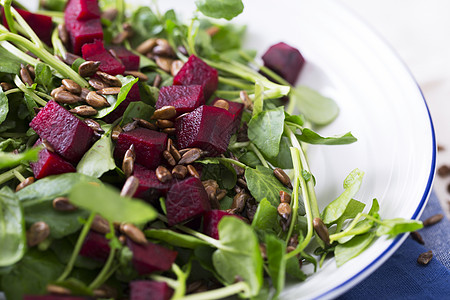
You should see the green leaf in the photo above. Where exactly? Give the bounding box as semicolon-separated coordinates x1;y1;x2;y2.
95;76;139;118
198;158;237;189
334;199;366;232
296;128;357;145
285;256;306;281
210;24;246;52
0;146;41;168
335;232;376;267
251;198;281;236
129;6;164;46
0;89;9;125
68;182;157;224
376;219;423;237
266;136;293;169
0;187;26;267
248;106;285;158
34;63;53;92
322;169;364;225
144;229;209;249
265;235;286;298
77;124;116;178
50;236;103;270
120;101;155;126
0;46;23;74
212;217;263;297
245;165;291;207
195;0;244;20
252;81;264;116
284;112;305;127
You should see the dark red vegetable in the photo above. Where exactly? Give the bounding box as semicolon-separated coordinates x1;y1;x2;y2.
79;231;111;262
212;98;244;132
203;210;235;239
127;239;177;275
108;45;140;71
173;55;218;101
165;177;211;226
156;85;204;116
133;164;175;199
261;42;305;85
82;40;125;75
175;105;234;156
114;128;167;170
102;83;141;123
130;281;173;300
65;0;101;21
29;100;95;163
30;140;76;179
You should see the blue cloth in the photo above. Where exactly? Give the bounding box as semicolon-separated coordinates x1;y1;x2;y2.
338;192;450;299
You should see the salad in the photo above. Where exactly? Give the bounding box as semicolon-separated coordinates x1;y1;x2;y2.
0;0;424;299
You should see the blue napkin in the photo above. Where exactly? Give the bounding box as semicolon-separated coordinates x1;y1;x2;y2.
338;192;450;300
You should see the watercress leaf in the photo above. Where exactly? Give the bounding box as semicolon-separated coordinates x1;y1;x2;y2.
334;199;366;232
322;169;364;225
334;232;376;267
195;0;244;20
265;235;286;298
120;101;155;125
0;89;8;125
138;83;159;105
266;136;293;169
144;229;209;249
285;256;306;282
197;158;237;189
248;106;285;158
68;182;157;224
220;49;257;65
95;76;139;118
219;195;233;210
0;46;22;74
23;93;38;118
251;198;281;236
0;146;41;168
212;217;263;297
50;236;103;270
130;6;164;46
233;149;261;168
291;86;339;126
296;128;357;145
245;165;291;207
34;63;53;92
77;124;116;178
284;112;304;127
210;24;246;52
0;187;26;267
376;218;423;237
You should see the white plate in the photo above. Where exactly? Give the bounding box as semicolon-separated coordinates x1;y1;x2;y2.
156;0;436;299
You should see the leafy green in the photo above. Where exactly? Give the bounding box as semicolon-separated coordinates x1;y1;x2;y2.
285;256;306;281
265;235;286;298
50;236;103;270
68;182;157;224
34;63;53;92
210;24;246;52
0;146;41;168
195;0;244;20
0;187;26;267
129;6;164;46
334;232;376;267
266;136;293;169
376;218;423;237
120;101;155;125
145;229;209;249
333;199;366;232
248;106;285;158
198;158;237;189
0;89;8;125
251;198;281;236
95;76;139;118
297;129;357;145
0;46;23;74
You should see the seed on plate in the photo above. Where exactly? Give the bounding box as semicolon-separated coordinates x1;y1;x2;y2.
151;105;177;120
93;285;117;299
46;284;71;295
62;79;81;95
178;148;192;156
171;60;184;76
69;105;98;117
86;91;110;108
423;214;443;227
0;82;14;91
153;38;175;57
237;178;248;189
410;231;425;245
57;23;69;47
187;164;200;178
273;168;293;189
186;280;208;294
79;60;101;77
170;144;182;162
136;38;157;54
417;250;433;265
118;234;126;244
15;176;34;192
178;148;203;165
91;214;110;234
124;70;149;81
50;86;66;98
216;189;227;201
313;217;330;246
96;87;121;95
101;7;118;21
153;73;162;87
42;139;55;152
437;165;450;177
20;65;34;86
122;156;134;178
112;30;131;45
84;118;104;133
205;26;220;36
133;117;157;130
232;190;250;213
172;165;188;179
278;202;292;220
280;190;291;204
120;223;147;245
163;150;176;166
64;52;81;65
55;90;82;104
52;197;77;212
120;176;140;197
155;56;174;73
162;127;176;135
112;124;122;141
156;119;174;129
156;166;172;183
239;90;253;110
96;71;122;87
213;99;229;111
125;144;136;160
88;78;108;90
27;221;50;247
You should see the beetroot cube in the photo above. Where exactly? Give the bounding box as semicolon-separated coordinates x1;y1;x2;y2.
108;46;140;71
2;8;53;45
65;0;101;21
133;164;175;199
30;145;76;180
79;231;111;262
261;42;305;85
29;100;95;163
203;210;236;239
165;177;211;226
173;55;218;100
102;83;140;123
127;239;177;275
65;15;103;55
156;85;204;115
82;40;125;75
212;98;244;132
175;105;234;156
130;281;173;300
114;128;167;170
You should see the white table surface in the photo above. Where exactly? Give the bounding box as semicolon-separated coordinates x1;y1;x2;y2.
339;0;450;218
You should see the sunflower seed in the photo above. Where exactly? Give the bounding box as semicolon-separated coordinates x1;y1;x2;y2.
163;150;176;166
133;117;157;130
101;7;118;21
84;118;104;133
51;86;66;98
273;168;292;189
153;74;162;87
216;190;227;201
171;60;184;76
62;79;81;95
423;214;443;227
111;124;122;141
155;56;174;73
55;91;82;104
169;144;182;162
64;52;81;65
410;231;425;245
280;190;291;204
20;65;34;86
89;78;109;90
42;139;55;152
278;202;292;220
151;106;177;120
237;178;248;189
120;223;147;245
122;156;134;178
122;120;138;132
15;177;34;192
96;71;122;87
86;91;110;108
69;105;98;116
232;190;250;213
136;38;157;54
205;26;220;36
91;214;110;234
57;24;69;47
0;82;14;91
26;65;35;77
79;61;101;77
120;176;139;197
124;70;149;81
313;217;330;246
156;166;172;183
27;221;50;247
187;164;200;178
153;38;175;57
112;30;131;45
162;127;176;135
178;148;193;156
124;144;136;160
46;284;71;295
213;99;230;111
239;90;253;110
178;148;203;165
156;119;174;129
52;197;77;212
417;250;433;265
172;165;188;179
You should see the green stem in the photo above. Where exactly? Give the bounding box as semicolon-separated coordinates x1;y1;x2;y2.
0;39;40;66
228;141;251;150
285;147;300;245
14;75;47;106
0;165;26;185
215;157;247;169
2;0;16;34
187;17;198;56
35;91;53;101
57;212;96;282
11;7;45;49
35;10;65;19
51;27;66;58
249;143;269;168
4;88;20;95
171;263;189;299
180;281;250;300
12;169;25;182
214;90;245;98
218;77;254;90
150;274;179;288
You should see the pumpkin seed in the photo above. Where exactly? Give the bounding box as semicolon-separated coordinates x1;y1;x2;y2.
273;168;293;189
120;176;139;197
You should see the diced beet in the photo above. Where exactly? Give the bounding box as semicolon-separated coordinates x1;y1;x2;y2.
175;105;234;156
114;128;167;170
65;0;101;21
30;140;76;179
24;296;93;300
127;239;177;275
133;164;175;199
130;281;173;300
1;8;53;45
261;42;305;85
212;98;244;132
29;100;95;163
108;46;140;71
156;85;204;115
79;231;111;262
203;210;236;239
173;55;218;100
102;83;140;123
65;14;103;55
82;40;125;75
165;177;211;226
